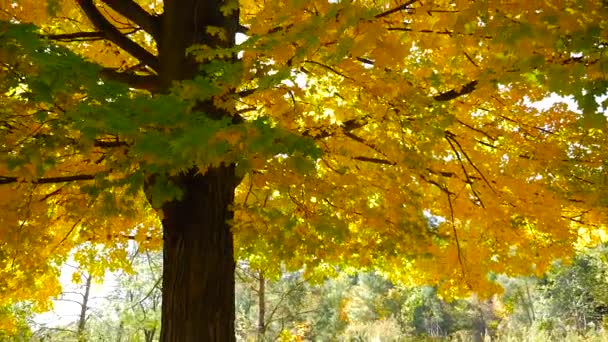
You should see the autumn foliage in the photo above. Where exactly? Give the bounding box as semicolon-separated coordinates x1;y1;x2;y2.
0;0;607;336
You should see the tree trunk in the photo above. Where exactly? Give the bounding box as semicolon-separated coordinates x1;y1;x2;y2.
258;270;266;338
77;273;91;342
159;166;238;341
151;0;239;341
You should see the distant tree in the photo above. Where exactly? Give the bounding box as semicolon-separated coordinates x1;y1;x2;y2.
81;247;162;342
541;245;608;332
497;276;541;329
235;264;314;341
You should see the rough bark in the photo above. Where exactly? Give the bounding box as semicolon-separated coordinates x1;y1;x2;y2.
154;1;239;341
159;167;238;341
79;0;240;339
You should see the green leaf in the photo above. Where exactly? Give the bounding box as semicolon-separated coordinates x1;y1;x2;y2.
146;174;183;209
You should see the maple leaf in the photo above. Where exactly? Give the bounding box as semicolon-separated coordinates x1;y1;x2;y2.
0;0;607;340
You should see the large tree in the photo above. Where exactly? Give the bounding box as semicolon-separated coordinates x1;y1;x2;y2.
0;0;607;340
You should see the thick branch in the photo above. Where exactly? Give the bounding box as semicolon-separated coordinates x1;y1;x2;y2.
0;174;95;185
352;156;396;165
100;68;160;91
99;0;160;39
43;31;105;42
43;27;142;43
77;0;159;71
93;138;130;148
433;80;478;101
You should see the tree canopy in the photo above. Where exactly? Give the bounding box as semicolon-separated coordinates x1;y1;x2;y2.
0;0;607;336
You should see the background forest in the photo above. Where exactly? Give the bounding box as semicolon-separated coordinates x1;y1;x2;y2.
5;242;608;341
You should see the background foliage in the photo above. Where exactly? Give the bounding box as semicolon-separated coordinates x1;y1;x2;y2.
7;243;608;341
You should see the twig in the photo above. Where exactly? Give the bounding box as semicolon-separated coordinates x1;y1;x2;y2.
375;0;418;18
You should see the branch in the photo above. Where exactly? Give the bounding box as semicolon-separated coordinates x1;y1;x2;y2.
236;88;257;98
77;0;159;71
237;24;250;34
43;31;105;42
100;68;160;91
456;119;496;141
0;174;96;185
307;116;370;139
356;56;375;65
463;51;479;68
93;138;130;148
351;55;478;102
375;0;418;18
344;131;391;160
352;156;396;165
445;134;485;207
40;187;63;201
418;173;455;195
42;27;141;42
433;80;478;101
52;219;82;253
387;27;493;39
304;60;355;81
125;276;162;312
264;277;309;326
446;131;496;194
99;0;160;39
447;192;470;288
55;298;86;307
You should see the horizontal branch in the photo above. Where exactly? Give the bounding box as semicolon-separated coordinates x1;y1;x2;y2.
77;0;159;71
93;138;130;148
387;27;493;39
0;174;95;185
43;31;105;42
433;80;478;101
100;68;160;91
356;57;375;65
352;156;396;165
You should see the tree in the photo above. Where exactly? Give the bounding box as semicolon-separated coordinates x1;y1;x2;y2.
494;244;608;339
540;244;608;333
82;247;162;342
1;0;607;340
235;265;314;340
